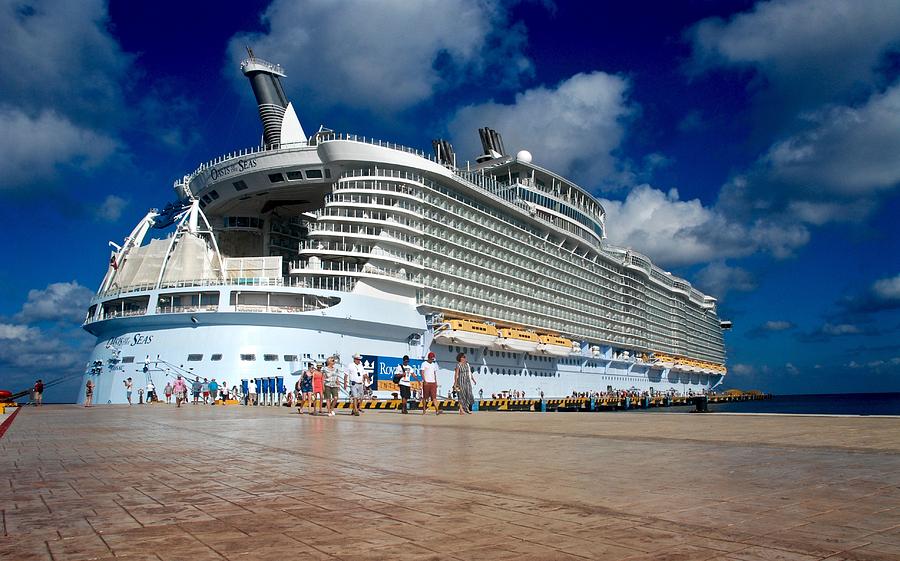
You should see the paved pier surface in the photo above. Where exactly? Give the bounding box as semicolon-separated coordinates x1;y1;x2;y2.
1;406;899;560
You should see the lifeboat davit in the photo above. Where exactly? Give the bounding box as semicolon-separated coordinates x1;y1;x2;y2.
493;328;540;353
536;335;574;357
432;319;498;347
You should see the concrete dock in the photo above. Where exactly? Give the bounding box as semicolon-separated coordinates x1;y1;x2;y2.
1;405;898;560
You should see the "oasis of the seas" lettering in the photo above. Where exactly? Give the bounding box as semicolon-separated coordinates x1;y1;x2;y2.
208;158;257;181
105;333;154;348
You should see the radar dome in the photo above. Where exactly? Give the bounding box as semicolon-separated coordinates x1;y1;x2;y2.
516;150;532;163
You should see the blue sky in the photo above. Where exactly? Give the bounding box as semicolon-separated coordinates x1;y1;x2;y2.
1;0;899;400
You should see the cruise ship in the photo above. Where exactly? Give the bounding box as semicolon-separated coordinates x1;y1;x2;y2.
80;54;729;405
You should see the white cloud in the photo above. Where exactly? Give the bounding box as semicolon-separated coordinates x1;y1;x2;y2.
15;281;95;324
731;363;756;375
0;0;130;126
688;0;900;108
715;83;900;230
0;323;37;341
599;185;808;267
821;323;862;336
693;262;757;299
96;195;128;222
0;108;118;188
449;71;634;185
763;85;900;197
762;320;793;331
229;0;532;113
872;274;900;301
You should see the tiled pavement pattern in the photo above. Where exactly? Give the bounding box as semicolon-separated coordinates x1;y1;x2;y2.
1;406;899;560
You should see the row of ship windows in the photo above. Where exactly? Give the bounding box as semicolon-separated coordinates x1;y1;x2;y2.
266;168;330;184
452;346;580;364
118;354;329;365
347;167;711;305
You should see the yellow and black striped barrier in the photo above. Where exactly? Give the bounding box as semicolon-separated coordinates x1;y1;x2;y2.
290;393;770;414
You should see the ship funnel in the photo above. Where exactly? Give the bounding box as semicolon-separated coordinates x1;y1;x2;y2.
476;127;506;163
431;139;456;167
240;50;306;147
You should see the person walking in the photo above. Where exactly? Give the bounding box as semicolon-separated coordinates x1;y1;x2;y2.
344;353;367;416
33;379;44;406
208;379;219;404
453;352;476;414
323;356;341;417
299;364;314;414
394;355;416;414
420;352;441;415
248;378;257;406
201;377;210;404
311;362;325;415
147;380;156;403
191;377;202;405
84;379;94;407
124;377;134;405
164;381;173;404
173;375;188;408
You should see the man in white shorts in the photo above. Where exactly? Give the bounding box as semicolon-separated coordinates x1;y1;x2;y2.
344;353;368;416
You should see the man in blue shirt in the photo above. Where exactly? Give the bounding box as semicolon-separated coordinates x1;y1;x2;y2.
208;379;219;403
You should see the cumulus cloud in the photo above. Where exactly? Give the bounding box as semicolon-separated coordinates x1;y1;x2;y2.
763;85;900;198
832;272;900;318
873;274;900;301
688;0;900;111
693;262;757;299
599;185;808;267
716;82;900;231
0;0;134;191
1;280;96;398
228;0;533;113
0;323;38;341
0;108;118;188
449;71;634;185
95;194;128;222
15;281;95;324
0;0;130;125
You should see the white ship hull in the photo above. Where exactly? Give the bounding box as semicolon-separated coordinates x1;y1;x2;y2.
80;290;723;404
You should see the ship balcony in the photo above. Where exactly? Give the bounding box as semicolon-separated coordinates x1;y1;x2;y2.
313;211;423;234
289;259;422;286
333;182;424;202
322;199;423;221
297;241;423;269
307;229;421;252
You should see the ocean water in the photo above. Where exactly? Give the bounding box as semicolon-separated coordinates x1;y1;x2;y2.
705;393;900;416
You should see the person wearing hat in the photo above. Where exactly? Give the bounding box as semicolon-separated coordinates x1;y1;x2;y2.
393;355;419;414
311;362;325;415
420;352;441;415
344;353;368;416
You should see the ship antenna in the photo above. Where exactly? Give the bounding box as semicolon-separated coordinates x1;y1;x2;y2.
246;45;255;58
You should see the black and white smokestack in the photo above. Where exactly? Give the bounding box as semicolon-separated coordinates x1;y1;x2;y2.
477;127;506;162
241;49;289;147
431;139;456;167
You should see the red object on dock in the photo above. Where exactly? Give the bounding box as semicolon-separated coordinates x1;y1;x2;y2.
0;390;12;400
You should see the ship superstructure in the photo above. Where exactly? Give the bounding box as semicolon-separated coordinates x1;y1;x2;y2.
81;55;728;404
